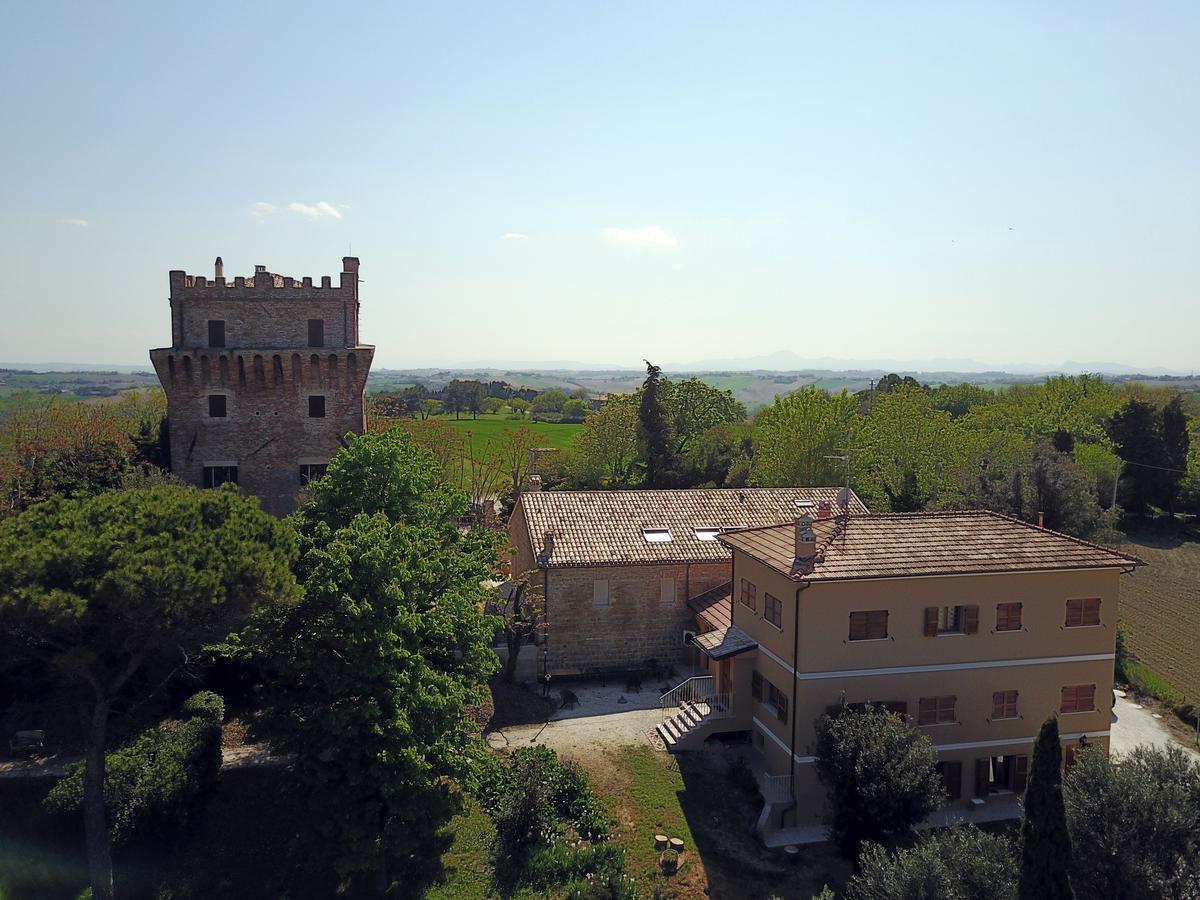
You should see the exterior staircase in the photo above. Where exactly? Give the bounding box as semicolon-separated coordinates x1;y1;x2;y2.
656;675;733;750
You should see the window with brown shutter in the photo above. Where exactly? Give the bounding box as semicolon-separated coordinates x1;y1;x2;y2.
1061;684;1096;713
924;606;939;637
938;761;963;800
764;593;783;629
962;605;979;634
739;578;757;611
1012;755;1029;793
974;758;991;798
918;696;956;725
992;690;1019;720
1065;597;1101;627
996;602;1023;632
768;682;788;724
849;610;888;641
751;670;763;701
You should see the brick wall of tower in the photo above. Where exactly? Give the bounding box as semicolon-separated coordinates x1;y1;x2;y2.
150;258;374;517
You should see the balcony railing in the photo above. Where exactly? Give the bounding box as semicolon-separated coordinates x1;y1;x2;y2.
757;771;794;803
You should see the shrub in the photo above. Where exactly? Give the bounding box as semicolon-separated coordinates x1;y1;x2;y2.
45;692;225;845
179;690;225;724
813;704;945;855
845;826;1017;900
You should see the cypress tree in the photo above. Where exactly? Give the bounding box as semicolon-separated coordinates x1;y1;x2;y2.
637;360;674;488
1018;716;1075;900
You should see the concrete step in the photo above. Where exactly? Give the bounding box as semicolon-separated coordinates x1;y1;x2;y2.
655;723;677;748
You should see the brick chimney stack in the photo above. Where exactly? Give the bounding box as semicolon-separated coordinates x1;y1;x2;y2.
527;474;543;493
214;256;223;278
817;499;832;520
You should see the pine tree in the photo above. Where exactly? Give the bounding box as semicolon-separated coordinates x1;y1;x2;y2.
1018;717;1075;900
637;360;675;488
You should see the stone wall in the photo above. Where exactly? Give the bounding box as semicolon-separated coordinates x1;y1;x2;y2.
544;562;730;673
150;257;373;516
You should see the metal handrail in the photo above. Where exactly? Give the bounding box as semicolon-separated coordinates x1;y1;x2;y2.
660;675;714;721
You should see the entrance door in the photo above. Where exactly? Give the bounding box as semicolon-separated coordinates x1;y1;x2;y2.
718;659;732;697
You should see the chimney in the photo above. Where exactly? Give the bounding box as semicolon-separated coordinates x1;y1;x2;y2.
254;264;267;273
794;515;816;564
537;531;555;565
214;256;223;278
1038;511;1045;528
817;500;832;520
527;474;543;493
528;448;540;476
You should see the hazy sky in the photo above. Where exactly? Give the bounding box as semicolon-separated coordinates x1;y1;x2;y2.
2;2;1198;370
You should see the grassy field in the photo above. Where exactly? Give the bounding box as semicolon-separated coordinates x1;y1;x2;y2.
1119;520;1200;704
441;413;582;455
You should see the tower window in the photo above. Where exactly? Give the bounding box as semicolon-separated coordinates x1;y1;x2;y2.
308;319;325;348
299;463;328;485
308;396;326;418
208;395;227;418
202;465;238;488
207;320;225;348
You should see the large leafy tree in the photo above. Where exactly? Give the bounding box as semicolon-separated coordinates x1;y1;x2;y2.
853;385;961;511
1018;717;1075;900
1108;399;1166;515
662;377;746;457
1064;744;1200;900
637;361;675;488
564;397;639;488
245;429;500;889
0;485;298;900
813;704;945;855
846;825;1017;900
752;387;857;487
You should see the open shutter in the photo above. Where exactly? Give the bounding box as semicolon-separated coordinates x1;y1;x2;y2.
963;605;980;634
1012;755;1029;794
974;758;991;798
946;761;962;800
924;607;939;637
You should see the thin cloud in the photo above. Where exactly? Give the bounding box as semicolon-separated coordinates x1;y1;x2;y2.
501;232;529;241
672;263;685;270
61;218;89;228
251;201;344;221
288;201;342;220
603;224;678;249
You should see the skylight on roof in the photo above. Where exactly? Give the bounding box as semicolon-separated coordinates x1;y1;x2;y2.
642;528;672;543
694;528;721;542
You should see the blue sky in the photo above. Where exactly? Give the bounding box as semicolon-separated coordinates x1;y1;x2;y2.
1;2;1198;370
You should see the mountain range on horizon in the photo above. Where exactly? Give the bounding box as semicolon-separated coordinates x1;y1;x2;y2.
2;352;1196;378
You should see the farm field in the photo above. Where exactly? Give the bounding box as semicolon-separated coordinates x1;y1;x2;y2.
1119;521;1200;703
442;413;582;455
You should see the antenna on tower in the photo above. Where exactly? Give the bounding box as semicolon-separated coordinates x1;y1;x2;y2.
824;445;857;518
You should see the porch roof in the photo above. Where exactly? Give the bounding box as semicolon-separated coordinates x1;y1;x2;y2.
692;625;758;660
686;580;732;631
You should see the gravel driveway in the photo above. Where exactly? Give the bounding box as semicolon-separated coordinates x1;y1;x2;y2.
1110;692;1199;759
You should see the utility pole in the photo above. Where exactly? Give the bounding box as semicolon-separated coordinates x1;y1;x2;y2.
1112;459;1123;509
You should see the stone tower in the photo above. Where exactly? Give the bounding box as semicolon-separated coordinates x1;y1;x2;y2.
150;257;374;515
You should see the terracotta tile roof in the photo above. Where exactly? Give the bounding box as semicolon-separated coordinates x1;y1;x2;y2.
515;487;869;568
692;625;758;660
686;581;733;630
718;510;1145;582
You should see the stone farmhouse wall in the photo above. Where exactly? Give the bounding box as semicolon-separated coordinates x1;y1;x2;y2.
544;562;730;674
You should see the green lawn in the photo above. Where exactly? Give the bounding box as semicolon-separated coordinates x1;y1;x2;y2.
441;413;582;455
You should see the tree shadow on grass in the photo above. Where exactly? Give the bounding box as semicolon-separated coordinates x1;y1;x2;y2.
673;744;850;900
